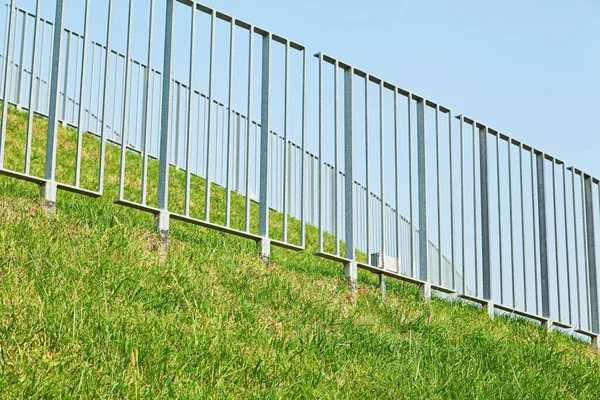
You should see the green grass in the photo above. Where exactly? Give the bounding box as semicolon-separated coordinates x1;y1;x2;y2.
1;104;600;399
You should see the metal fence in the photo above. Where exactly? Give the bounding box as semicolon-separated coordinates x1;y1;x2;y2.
0;0;598;346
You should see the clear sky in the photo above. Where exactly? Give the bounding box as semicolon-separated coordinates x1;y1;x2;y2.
200;0;600;177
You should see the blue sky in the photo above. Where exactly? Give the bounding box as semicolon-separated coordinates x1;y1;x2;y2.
205;0;600;176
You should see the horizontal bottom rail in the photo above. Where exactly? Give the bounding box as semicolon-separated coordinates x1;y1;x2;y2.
114;199;304;252
0;168;101;198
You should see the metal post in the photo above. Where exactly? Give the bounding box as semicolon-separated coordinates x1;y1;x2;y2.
344;66;357;293
583;175;599;333
479;125;492;312
97;0;114;194
155;0;175;251
224;19;235;226
415;98;431;299
184;6;196;217
42;0;67;214
535;152;551;320
244;27;254;232
74;0;90;185
257;33;271;261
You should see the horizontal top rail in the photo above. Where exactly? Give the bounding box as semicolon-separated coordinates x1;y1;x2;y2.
457;114;567;165
315;52;452;114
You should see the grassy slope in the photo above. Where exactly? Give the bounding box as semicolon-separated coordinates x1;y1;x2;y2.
1;104;600;399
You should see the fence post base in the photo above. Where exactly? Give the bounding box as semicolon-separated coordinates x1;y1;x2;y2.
543;319;554;333
592;335;599;350
344;260;358;300
485;301;495;320
379;274;386;301
40;180;57;216
154;211;170;254
418;282;432;302
257;238;270;264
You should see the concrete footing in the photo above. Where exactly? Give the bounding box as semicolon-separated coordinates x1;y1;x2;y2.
344;260;358;302
379;274;386;301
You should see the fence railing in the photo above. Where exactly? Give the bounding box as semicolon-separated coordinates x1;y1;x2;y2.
0;0;597;346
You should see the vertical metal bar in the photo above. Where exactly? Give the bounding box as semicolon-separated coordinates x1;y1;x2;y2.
0;0;17;167
365;77;371;263
408;97;415;278
393;90;401;274
317;53;324;252
16;11;26;107
203;11;216;220
536;152;551;319
156;0;175;238
25;0;43;175
530;151;540;313
140;0;155;205
258;33;272;257
573;172;582;326
519;144;528;311
479;125;492;302
184;5;196;217
416;98;427;281
281;40;289;240
563;165;573;324
36;21;46;113
118;0;135;201
583;175;599;333
300;50;307;247
472;123;479;297
448;111;456;290
344;66;357;287
496;132;504;304
244;27;254;232
224;19;235;226
97;0;114;193
460;116;466;294
379;82;385;260
552;162;562;322
580;174;589;329
61;31;70;126
435;106;442;285
42;0;67;209
73;0;90;182
508;140;516;307
333;62;340;254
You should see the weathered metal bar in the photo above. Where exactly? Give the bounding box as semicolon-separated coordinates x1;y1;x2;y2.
317;53;324;252
472;123;479;297
393;90;401;274
118;0;135;200
16;10;26;108
257;32;272;259
60;30;71;126
508;141;516;307
42;0;67;212
184;5;197;217
24;0;43;175
460;116;466;295
536;152;551;320
155;0;176;248
496;132;504;304
408;97;415;278
140;0;155;205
